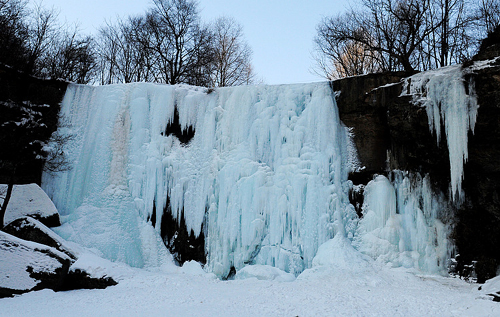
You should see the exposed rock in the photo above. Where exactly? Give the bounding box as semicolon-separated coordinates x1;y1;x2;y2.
159;196;206;265
336;55;500;282
457;58;500;283
0;230;71;298
332;72;406;177
163;107;195;144
61;269;117;291
1;183;61;227
471;25;500;62
3;217;76;260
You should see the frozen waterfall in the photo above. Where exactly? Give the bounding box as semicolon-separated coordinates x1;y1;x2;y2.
42;81;456;277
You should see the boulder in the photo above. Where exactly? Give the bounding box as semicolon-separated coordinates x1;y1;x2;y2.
0;230;71;298
1;183;61;227
3;217;76;260
0;218;117;297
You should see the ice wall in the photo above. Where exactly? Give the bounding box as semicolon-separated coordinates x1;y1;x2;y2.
43;80;455;277
403;65;478;200
42;82;357;276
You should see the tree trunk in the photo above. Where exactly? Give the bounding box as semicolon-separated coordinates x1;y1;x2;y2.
0;168;16;228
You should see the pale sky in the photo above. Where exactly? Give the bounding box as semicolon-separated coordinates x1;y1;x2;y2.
40;0;349;85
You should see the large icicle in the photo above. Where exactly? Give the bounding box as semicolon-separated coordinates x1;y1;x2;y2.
402;65;478;200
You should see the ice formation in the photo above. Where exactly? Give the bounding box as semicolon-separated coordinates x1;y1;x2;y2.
403;65;478;200
355;173;452;272
43;80;454;277
42;82;357;276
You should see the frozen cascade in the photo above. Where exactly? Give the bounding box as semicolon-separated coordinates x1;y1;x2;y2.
402;65;478;200
355;172;452;273
42;81;454;277
42;82;357;276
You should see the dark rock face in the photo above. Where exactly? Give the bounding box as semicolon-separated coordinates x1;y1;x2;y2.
332;72;406;176
163;107;195;144
159;197;206;265
335;48;500;282
457;61;500;283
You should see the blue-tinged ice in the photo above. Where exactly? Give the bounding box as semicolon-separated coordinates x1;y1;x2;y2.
355;173;452;273
43;82;355;276
43;79;456;277
402;65;478;200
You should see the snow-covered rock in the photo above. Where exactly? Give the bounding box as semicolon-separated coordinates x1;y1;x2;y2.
1;184;60;227
0;230;71;298
479;275;500;302
3;217;76;260
0;218;117;297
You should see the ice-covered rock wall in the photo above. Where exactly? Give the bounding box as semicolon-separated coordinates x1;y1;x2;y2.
402;65;478;201
42;79;460;277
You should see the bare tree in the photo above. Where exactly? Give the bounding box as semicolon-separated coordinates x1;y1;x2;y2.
25;2;59;75
210;16;254;87
97;16;151;84
314;0;486;78
476;0;500;33
143;0;214;86
314;17;383;79
0;0;29;69
41;27;96;83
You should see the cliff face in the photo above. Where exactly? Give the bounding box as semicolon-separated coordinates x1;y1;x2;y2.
459;60;500;282
336;54;500;282
2;43;499;281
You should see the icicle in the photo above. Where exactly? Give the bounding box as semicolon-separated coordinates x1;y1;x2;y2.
402;65;478;201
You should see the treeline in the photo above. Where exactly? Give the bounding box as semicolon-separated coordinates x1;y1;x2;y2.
0;0;254;87
314;0;500;79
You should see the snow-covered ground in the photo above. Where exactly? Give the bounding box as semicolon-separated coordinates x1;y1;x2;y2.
1;240;499;316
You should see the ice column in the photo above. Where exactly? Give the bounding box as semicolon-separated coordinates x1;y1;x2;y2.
354;172;452;274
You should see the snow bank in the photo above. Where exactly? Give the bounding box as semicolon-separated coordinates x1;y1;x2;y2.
235;264;295;282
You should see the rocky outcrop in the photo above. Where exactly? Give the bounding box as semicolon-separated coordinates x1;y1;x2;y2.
3;217;75;259
458;58;500;283
0;217;117;298
0;230;72;298
336;48;500;282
